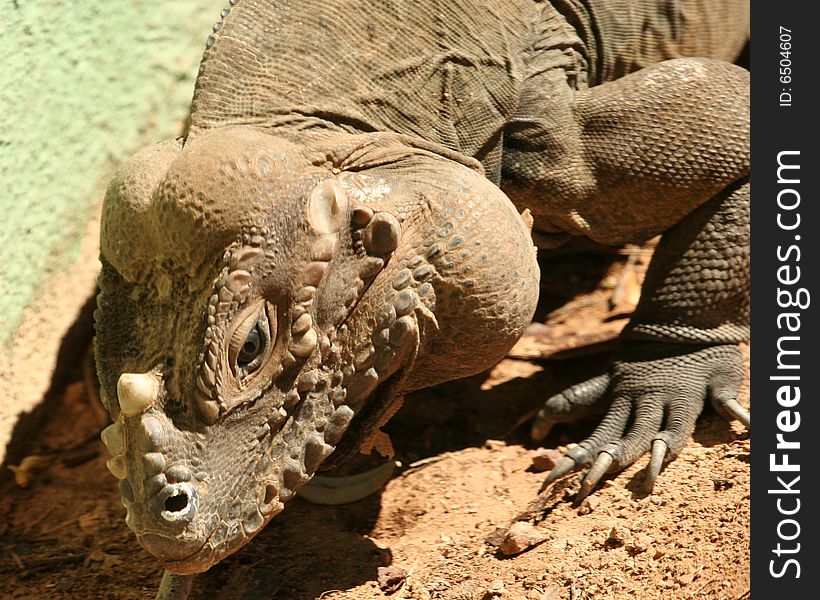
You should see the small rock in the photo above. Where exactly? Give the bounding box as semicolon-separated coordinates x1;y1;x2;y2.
378;565;408;594
606;525;632;547
485;526;508;548
712;477;734;491
576;496;600;515
499;521;547;556
529;449;563;472
627;534;654;555
482;579;505;599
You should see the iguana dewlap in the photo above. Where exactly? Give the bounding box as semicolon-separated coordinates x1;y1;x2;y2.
95;0;749;576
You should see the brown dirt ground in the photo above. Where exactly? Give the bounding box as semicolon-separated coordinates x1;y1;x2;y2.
0;244;750;600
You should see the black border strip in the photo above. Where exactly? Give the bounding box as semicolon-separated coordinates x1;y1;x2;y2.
751;1;819;594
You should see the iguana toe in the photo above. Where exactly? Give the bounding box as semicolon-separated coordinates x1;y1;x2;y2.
575;451;613;504
530;373;611;442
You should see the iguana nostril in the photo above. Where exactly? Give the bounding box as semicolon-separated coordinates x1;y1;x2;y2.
157;482;197;523
164;492;190;513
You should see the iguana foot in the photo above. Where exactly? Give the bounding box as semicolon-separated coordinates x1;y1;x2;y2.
536;342;749;501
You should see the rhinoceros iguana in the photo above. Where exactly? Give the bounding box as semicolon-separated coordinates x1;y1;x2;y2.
94;0;750;594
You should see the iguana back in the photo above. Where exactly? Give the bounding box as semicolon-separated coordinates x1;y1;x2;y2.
190;0;748;180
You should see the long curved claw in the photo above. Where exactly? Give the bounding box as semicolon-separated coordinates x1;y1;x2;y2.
540;456;580;492
530;416;555;443
715;396;750;429
575;452;613;504
155;570;195;600
644;438;668;493
539;395;631;494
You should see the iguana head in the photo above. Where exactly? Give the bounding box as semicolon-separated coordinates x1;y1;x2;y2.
95;126;422;573
95;124;534;573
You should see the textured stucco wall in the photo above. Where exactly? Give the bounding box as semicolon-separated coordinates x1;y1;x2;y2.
0;0;224;462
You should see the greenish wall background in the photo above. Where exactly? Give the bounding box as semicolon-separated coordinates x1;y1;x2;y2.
0;0;224;463
0;0;224;342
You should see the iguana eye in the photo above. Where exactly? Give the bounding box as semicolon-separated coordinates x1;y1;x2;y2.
228;305;275;379
237;322;264;368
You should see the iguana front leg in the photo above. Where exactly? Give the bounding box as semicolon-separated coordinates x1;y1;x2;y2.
502;58;750;498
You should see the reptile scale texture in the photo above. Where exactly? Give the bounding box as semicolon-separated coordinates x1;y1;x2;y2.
94;0;750;593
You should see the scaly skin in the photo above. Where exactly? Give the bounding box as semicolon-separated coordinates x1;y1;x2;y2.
95;0;750;579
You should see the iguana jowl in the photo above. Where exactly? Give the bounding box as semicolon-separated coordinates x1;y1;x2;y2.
95;0;750;578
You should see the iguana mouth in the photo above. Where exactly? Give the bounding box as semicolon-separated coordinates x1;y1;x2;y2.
139;514;226;574
138;531;211;568
162;543;231;576
142;480;281;574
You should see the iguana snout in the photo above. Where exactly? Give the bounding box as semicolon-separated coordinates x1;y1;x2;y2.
100;365;288;573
